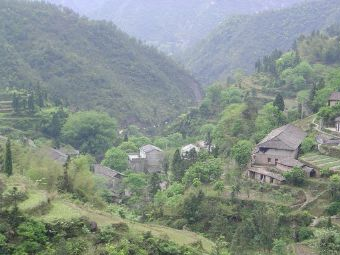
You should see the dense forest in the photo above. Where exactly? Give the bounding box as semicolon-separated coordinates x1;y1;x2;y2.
0;0;201;127
184;0;340;84
45;0;308;55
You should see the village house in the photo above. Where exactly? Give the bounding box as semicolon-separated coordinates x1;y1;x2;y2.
46;146;80;166
92;164;125;198
128;144;164;173
328;92;340;106
248;124;311;184
252;124;307;166
181;144;200;158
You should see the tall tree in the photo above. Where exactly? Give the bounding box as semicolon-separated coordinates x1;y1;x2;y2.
27;93;35;113
171;149;185;182
12;93;20;113
273;94;285;111
4;139;13;176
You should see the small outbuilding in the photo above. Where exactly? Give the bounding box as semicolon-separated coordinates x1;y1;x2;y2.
92;164;125;197
247;167;285;185
128;145;164;173
276;159;316;177
329;92;340;107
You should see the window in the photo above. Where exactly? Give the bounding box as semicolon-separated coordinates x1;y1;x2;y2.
268;158;272;163
275;159;278;165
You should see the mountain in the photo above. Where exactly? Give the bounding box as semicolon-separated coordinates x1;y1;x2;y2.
184;0;340;85
0;0;201;126
44;0;308;55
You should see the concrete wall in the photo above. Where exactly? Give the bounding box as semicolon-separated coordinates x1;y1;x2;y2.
329;100;340;107
145;150;164;173
128;158;145;172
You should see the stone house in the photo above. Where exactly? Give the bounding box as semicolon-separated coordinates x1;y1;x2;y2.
248;124;311;184
92;164;125;194
128;145;164;173
328;92;340;106
253;124;307;166
92;164;125;197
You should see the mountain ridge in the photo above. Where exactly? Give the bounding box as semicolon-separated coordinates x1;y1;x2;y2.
0;0;202;126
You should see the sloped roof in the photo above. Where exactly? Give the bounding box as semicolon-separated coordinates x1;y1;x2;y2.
141;144;162;153
258;124;306;150
277;159;304;168
47;148;68;165
329;92;340;101
248;167;285;181
93;164;125;179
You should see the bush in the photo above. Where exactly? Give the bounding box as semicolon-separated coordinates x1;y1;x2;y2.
320;168;332;178
301;136;317;154
283;167;306;186
325;202;340;216
297;227;314;241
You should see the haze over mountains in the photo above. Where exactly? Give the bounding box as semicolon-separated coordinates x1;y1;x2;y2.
184;0;340;84
45;0;308;55
0;1;201;126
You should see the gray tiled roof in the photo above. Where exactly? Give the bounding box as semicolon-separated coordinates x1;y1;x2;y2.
248;167;285;181
258;124;307;150
93;164;125;179
141;144;162;153
329;92;340;101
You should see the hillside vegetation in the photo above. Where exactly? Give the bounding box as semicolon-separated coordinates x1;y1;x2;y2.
46;0;308;55
184;0;340;85
0;0;201;126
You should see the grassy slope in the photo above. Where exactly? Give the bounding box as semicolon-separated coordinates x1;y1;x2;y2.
20;195;215;252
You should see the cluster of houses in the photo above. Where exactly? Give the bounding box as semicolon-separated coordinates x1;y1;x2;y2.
44;90;340;190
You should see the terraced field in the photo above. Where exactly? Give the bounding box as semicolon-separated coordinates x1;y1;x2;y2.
300;153;340;171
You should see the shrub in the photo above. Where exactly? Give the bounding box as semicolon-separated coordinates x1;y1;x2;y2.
297;227;314;241
325;202;340;216
283;167;306;186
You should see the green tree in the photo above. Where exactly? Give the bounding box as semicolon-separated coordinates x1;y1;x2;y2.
149;173;161;197
283;167;305;186
4;139;13;176
301;136;316;154
231;140;253;168
273;94;285;111
27;93;35;113
102;148;128;172
171;149;185;182
183;158;223;185
118;141;138;153
329;174;340;200
61;111;116;157
12;93;20;113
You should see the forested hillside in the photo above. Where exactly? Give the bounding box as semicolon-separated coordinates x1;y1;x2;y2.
0;0;201;126
45;0;308;55
184;0;340;85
